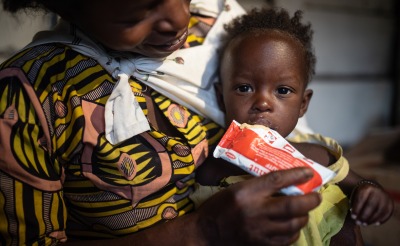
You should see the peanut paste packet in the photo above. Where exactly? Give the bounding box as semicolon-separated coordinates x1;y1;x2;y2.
213;120;336;195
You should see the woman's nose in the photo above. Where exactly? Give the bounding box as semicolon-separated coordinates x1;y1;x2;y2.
155;0;190;33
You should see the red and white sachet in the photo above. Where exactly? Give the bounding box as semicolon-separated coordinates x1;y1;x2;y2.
213;120;336;195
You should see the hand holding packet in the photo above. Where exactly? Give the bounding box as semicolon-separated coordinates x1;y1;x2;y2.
213;120;336;195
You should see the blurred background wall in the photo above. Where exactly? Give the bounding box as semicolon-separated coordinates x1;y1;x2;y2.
1;0;399;245
0;9;54;61
239;0;398;149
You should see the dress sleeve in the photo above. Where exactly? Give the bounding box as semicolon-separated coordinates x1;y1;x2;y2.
0;68;67;245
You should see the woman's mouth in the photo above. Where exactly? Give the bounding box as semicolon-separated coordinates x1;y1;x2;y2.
154;31;188;52
165;31;188;46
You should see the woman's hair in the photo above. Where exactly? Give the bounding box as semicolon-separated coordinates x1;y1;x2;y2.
1;0;74;14
2;0;44;12
221;7;316;83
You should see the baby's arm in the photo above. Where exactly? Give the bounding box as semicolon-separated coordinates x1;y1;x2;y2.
341;170;394;226
292;141;394;226
195;153;247;186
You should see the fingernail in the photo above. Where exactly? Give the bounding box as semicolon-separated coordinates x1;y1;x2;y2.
303;168;313;178
362;222;368;227
356;220;362;226
351;214;357;220
374;222;381;226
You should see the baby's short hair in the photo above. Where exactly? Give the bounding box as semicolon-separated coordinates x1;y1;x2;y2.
221;8;316;83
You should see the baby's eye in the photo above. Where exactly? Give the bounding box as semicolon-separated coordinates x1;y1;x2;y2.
236;85;253;93
277;87;292;95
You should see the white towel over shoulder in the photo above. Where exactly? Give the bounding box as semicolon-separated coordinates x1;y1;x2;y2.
24;0;246;145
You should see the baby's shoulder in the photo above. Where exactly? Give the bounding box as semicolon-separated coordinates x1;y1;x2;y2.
290;141;335;166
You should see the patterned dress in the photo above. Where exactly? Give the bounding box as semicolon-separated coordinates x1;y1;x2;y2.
0;16;223;245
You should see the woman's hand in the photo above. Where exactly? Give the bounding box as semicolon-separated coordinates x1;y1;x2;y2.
196;167;322;246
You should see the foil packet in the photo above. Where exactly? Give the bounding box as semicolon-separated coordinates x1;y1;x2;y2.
213;120;336;195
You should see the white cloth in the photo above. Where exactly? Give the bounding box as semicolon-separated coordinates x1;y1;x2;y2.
190;0;225;18
24;0;246;145
104;74;151;144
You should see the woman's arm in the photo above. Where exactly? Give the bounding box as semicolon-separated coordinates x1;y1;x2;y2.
0;69;68;244
65;168;321;246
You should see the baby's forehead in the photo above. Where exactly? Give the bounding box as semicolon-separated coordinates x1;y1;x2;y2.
225;30;306;59
237;29;303;47
220;32;309;85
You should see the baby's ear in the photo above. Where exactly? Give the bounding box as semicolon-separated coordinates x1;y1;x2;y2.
299;88;313;117
214;82;226;112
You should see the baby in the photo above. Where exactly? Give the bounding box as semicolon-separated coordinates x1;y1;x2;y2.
218;6;393;227
195;7;393;246
217;7;393;227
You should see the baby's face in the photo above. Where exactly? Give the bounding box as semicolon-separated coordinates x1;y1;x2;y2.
219;31;311;137
68;0;190;58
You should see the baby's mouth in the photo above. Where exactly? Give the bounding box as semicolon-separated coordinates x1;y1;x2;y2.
248;118;276;131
